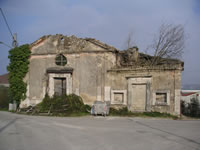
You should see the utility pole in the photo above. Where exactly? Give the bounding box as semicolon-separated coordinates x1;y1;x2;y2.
12;33;18;48
0;8;18;48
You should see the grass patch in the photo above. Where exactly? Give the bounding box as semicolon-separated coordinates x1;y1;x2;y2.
109;107;178;119
18;95;177;119
0;108;8;111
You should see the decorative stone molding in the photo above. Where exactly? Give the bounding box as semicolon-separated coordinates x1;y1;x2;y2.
174;89;181;115
48;73;72;97
111;90;127;105
127;77;152;111
152;90;170;106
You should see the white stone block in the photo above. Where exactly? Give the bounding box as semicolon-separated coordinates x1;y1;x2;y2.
97;86;101;101
104;86;111;101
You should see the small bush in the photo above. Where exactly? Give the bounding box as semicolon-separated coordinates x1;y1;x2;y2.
190;98;200;117
0;86;9;110
110;107;131;116
181;98;200;118
83;104;92;113
36;94;52;112
35;94;91;116
66;94;85;112
181;100;187;115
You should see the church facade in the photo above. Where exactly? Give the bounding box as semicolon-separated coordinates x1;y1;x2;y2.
20;34;184;115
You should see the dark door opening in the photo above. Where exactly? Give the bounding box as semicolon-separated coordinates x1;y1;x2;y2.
54;77;66;96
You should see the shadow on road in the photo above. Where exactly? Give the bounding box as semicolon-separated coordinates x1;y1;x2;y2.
135;120;200;147
0;118;18;133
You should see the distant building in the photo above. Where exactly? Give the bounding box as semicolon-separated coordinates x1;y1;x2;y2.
20;34;184;115
0;73;9;87
181;90;200;104
182;84;200;90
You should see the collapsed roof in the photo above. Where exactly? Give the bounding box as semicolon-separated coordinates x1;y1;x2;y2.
30;34;184;70
30;34;117;53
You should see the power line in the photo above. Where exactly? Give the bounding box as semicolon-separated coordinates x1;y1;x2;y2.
0;41;12;48
0;8;18;48
0;8;14;39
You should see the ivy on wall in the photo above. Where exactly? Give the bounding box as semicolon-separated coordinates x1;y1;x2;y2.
7;44;31;105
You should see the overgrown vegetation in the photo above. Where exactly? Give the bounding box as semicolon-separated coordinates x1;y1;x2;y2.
0;86;9;110
110;107;178;119
181;98;200;118
17;92;179;119
7;44;31;106
23;94;91;116
19;95;178;118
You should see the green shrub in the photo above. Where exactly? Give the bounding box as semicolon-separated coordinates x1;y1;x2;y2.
190;98;200;117
66;94;85;112
110;107;131;116
35;94;91;115
84;104;92;112
0;86;9;110
181;100;187;115
181;98;200;118
36;94;52;112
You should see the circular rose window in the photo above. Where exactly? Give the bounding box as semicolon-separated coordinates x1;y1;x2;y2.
55;54;67;66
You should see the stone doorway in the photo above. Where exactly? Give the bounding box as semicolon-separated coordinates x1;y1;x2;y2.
127;76;152;112
46;67;73;97
131;84;146;111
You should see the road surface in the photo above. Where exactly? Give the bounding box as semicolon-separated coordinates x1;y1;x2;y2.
0;111;200;150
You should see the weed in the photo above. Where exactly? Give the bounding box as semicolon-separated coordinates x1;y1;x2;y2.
109;107;178;119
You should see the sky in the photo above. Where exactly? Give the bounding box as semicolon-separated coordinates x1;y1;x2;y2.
0;0;200;85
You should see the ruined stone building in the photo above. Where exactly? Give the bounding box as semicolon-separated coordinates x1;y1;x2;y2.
20;34;184;115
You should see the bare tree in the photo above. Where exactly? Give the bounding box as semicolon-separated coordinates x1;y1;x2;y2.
125;31;135;49
150;23;185;65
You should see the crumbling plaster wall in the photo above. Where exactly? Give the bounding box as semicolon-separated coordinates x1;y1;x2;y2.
21;34;182;115
107;68;182;115
22;35;116;107
67;52;116;105
31;34;113;55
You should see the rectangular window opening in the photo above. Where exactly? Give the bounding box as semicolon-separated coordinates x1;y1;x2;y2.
156;93;167;105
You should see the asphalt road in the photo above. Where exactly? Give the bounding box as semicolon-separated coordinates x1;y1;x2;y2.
0;111;200;150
